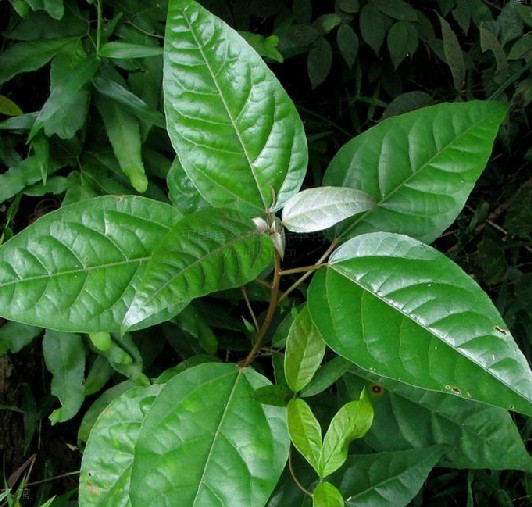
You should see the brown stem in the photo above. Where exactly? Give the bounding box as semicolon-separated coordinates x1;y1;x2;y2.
288;447;313;497
241;250;281;367
279;240;339;303
241;286;259;331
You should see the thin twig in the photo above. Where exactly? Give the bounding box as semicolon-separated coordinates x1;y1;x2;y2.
26;470;80;487
241;286;259;331
288;447;313;497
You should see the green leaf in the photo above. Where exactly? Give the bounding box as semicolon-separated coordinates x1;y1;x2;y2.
98;41;163;59
301;356;353;398
307;232;532;416
92;76;165;129
43;329;86;424
338;0;359;15
282;187;374;233
284;306;326;392
95;94;148;192
287;398;323;474
123;208;274;329
324;101;508;243
479;27;507;72
164;0;307;214
386;21;417;69
359;2;388;55
336;24;358;69
30;55;97;140
381;91;432;120
373;0;418;21
313;482;344;507
0;196;183;332
438;15;465;91
318;392;374;478
129;363;289;506
313;14;343;35
174;304;218;354
0;96;23;116
239;32;284;63
308;37;333;89
452;0;471;34
0;38;76;85
167;157;210;214
332;447;444;507
347;370;532;472
79;384;162;506
44;0;64;20
0;322;41;355
254;384;293;406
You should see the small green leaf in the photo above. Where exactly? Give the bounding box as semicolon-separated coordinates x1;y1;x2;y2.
313;481;344;507
0;322;41;355
95;94;148;192
336;24;359;69
452;0;472;34
301;356;353;398
381;91;432;119
308;232;532;416
359;2;389;55
44;0;64;20
130;364;289;506
318;391;374;478
284;306;326;392
99;41;163;59
43;329;86;424
373;0;418;21
0;38;76;85
338;0;359;15
254;384;293;406
308;37;333;88
438;14;465;91
0;196;183;332
167;157;210;214
479;27;507;72
174;304;218;354
313;14;343;35
387;21;417;69
287;398;323;474
239;32;284;63
283;187;374;233
0;96;23;116
123;208;274;330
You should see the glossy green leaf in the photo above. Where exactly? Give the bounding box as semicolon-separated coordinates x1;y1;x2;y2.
0;38;76;85
43;329;86;424
95;94;148;193
336;24;358;69
346;370;532;471
438;15;465;91
332;447;443;507
130;363;289;506
79;384;162;506
92;76;165;129
287;398;323;474
163;0;307;214
167;157;210;214
0;322;41;355
308;232;532;416
282;187;374;233
313;482;344;507
99;42;163;59
308;37;332;89
32;52;96;140
324;101;508;243
0;196;183;332
123;208;274;329
319;392;373;478
284;306;326;392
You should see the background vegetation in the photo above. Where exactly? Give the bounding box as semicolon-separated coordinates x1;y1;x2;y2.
0;0;530;505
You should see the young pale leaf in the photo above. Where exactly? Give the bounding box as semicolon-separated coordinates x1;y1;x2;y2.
287;398;323;474
98;42;163;59
163;0;307;215
347;370;532;472
79;384;162;506
130;363;289;506
318;392;374;478
308;232;532;416
332;447;444;507
313;482;344;507
284;306;326;392
282;187;374;233
0;196;183;332
123;208;274;330
95;94;148;192
324;101;508;243
43;329;86;424
0;96;23;116
0;38;76;85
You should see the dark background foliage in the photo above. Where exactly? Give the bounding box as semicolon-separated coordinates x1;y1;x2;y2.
0;0;530;505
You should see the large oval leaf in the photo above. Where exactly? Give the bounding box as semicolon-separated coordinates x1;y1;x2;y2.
344;370;532;472
0;196;183;332
130;363;289;506
163;0;307;215
324;101;508;243
123;208;274;329
307;232;532;416
79;384;162;507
